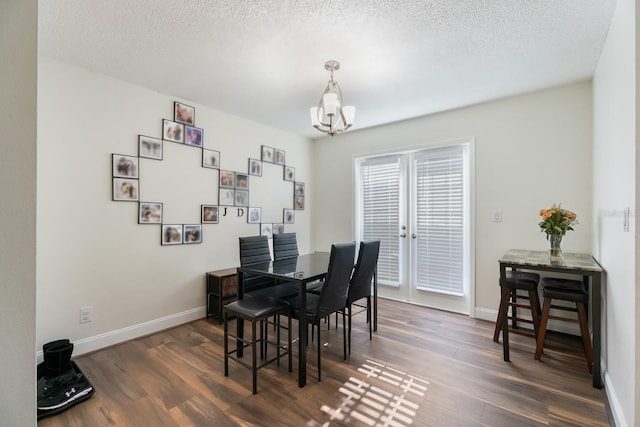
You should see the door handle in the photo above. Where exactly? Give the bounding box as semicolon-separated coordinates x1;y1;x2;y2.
411;233;417;239
400;233;407;238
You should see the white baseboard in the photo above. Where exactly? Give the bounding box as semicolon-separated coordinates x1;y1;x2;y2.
36;306;207;363
603;365;628;427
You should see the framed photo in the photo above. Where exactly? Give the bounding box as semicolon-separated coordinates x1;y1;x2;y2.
219;188;235;206
203;149;220;169
248;158;262;176
161;224;182;245
113;178;139;201
174;101;195;126
201;205;219;224
283;208;295;224
184;126;203;147
138;135;163;160
260;223;273;238
248;207;261;224
273;223;285;235
274;149;285;165
284;166;295;182
236;173;249;189
139;202;163;224
219;170;235;188
294;196;305;210
294;182;305;197
183;224;202;244
112;154;138;178
235;189;249;206
261;145;274;163
163;119;184;143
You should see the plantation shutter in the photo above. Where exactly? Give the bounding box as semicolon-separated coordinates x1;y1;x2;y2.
360;157;401;285
414;147;464;295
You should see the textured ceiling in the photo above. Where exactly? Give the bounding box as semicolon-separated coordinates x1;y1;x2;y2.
38;0;616;139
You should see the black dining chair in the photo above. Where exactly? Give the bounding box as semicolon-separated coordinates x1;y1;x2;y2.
345;240;380;355
239;236;297;299
272;232;323;295
289;242;356;381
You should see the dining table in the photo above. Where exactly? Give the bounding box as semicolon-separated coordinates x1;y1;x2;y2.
498;249;604;388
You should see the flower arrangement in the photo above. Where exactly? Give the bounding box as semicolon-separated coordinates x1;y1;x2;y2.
538;204;578;239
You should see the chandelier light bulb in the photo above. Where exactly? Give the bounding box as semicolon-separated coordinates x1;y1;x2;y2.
309;60;356;136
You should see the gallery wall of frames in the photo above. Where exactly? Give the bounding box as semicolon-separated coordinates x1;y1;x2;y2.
111;101;305;246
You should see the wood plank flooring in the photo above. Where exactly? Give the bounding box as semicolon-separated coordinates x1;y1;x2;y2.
38;299;611;426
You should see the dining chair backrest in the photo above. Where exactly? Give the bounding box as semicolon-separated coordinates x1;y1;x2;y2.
273;232;299;260
348;240;381;304
315;242;356;320
239;235;275;291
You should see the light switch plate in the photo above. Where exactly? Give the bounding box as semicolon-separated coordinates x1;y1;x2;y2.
492;209;502;222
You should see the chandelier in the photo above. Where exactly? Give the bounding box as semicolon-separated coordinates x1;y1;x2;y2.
309;60;356;136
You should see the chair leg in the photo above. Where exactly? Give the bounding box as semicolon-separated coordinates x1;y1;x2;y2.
223;310;229;376
493;289;509;342
367;296;372;341
528;289;541;339
275;315;280;367
577;302;593;373
287;312;292;373
251;319;258;395
347;304;352;356
342;310;347;360
317;325;322;381
535;297;552;361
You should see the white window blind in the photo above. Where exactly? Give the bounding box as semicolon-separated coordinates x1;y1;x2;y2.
414;148;464;295
360;158;401;285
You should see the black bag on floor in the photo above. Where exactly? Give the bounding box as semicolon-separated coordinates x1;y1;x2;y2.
36;340;95;420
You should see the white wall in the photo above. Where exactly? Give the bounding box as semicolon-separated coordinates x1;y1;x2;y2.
36;58;313;356
0;0;37;424
313;83;593;316
592;0;637;425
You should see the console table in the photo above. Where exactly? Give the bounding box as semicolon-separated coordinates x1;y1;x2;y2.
206;268;238;323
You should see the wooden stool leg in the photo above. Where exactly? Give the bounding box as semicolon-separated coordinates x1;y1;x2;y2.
528;289;541;339
535;297;552;361
493;289;509;342
576;302;593;373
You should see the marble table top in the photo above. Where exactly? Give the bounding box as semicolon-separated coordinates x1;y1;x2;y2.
499;249;603;272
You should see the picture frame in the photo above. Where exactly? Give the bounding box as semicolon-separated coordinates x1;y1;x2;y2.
248;207;262;224
294;196;305;210
248;158;262;176
273;223;285;235
161;224;182;245
274;149;285;165
283;208;295;224
235;189;249;207
201;205;219;224
235;173;249;190
260;223;273;238
138;135;163;160
113;178;139;201
174;101;195;126
219;188;235;206
284;166;295;182
112;154;139;178
261;145;274;163
183;224;202;244
163;119;184;143
202;149;220;169
139;202;163;224
219;170;235;188
184;126;203;147
294;182;305;197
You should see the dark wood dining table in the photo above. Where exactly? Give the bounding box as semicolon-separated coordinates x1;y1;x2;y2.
498;249;604;388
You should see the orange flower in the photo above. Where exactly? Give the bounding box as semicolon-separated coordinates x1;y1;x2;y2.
538;204;578;238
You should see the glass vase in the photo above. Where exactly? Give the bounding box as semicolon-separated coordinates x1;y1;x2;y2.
548;234;563;263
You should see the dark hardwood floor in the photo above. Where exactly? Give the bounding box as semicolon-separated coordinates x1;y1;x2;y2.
38;299;611;426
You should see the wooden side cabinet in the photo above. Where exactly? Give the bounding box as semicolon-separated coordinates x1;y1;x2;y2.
206;268;238;322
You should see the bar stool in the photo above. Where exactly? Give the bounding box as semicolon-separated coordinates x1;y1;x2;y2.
493;270;541;342
223;295;292;394
534;277;592;373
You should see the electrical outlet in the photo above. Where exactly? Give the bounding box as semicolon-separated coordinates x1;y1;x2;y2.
80;306;93;323
492;209;502;222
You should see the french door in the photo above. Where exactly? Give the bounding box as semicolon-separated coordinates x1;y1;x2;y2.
356;140;472;314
